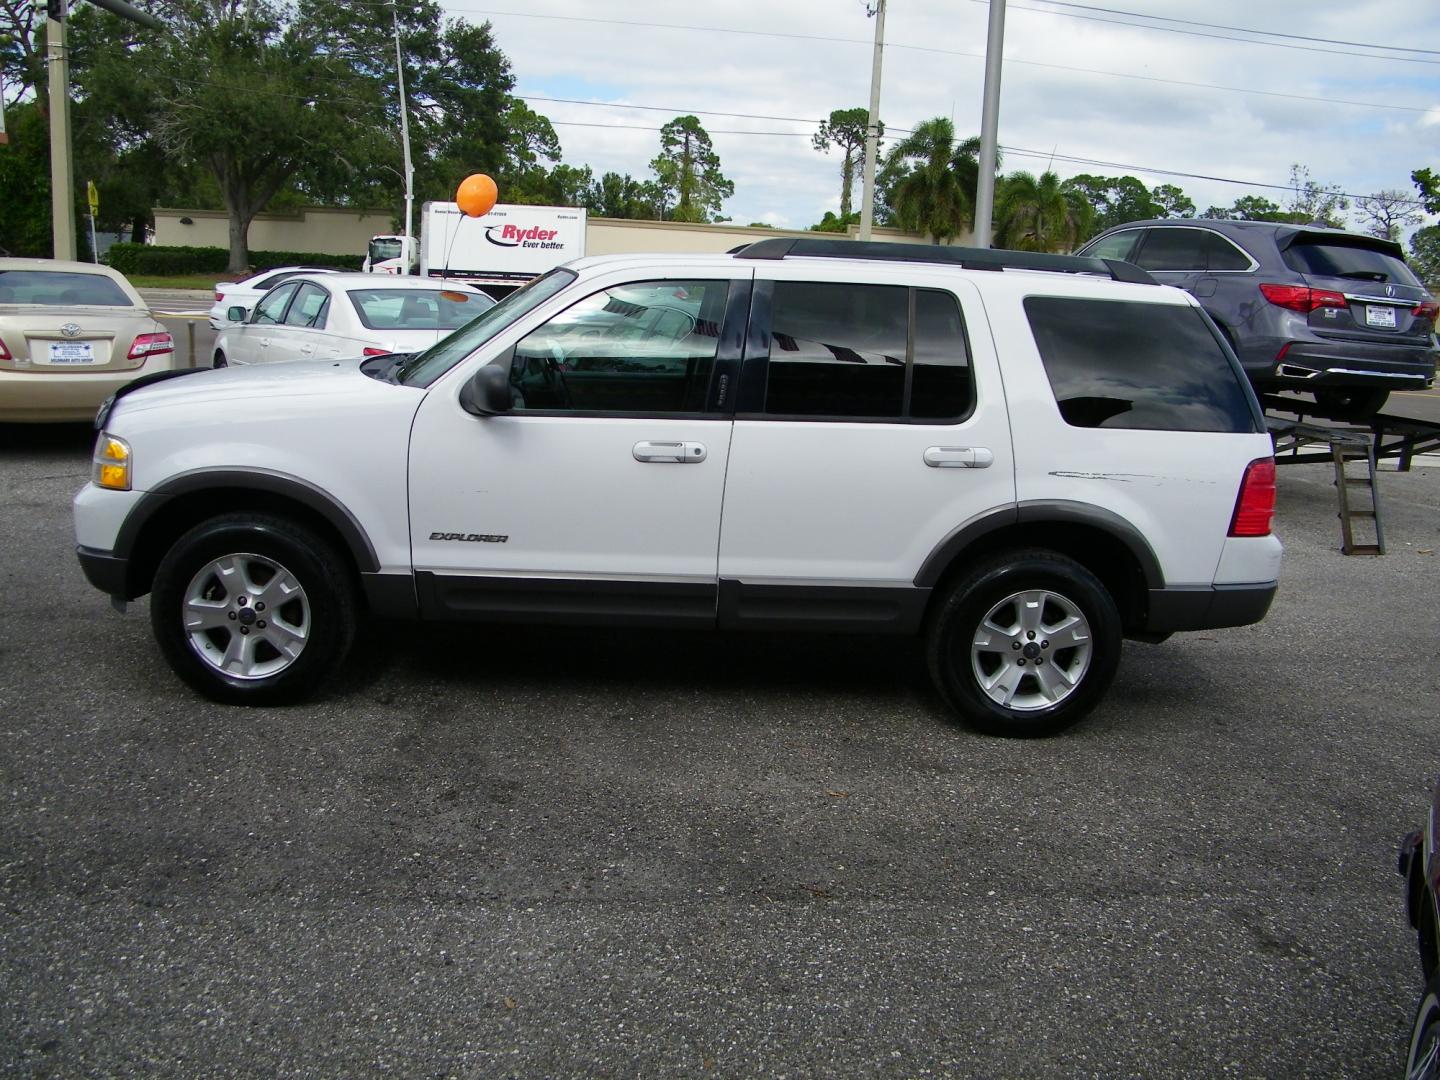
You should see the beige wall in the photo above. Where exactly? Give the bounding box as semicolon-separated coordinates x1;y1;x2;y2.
152;206;968;261
153;207;394;255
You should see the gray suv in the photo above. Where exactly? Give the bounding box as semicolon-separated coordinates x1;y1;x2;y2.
1077;219;1438;421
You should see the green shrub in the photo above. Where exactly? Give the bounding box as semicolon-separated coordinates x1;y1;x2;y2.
106;243;363;277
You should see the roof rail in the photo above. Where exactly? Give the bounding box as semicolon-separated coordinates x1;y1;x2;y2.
731;236;1156;285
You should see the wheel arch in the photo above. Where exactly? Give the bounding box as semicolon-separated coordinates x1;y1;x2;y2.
915;502;1161;634
114;469;378;600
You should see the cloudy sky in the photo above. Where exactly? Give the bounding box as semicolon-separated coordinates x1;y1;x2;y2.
448;0;1439;235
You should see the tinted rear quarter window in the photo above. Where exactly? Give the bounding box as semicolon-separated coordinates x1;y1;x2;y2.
1024;296;1257;433
1281;238;1421;286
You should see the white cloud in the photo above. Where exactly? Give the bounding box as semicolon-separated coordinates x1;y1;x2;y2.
457;0;1440;231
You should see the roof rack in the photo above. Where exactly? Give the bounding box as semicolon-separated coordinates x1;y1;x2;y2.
731;236;1156;285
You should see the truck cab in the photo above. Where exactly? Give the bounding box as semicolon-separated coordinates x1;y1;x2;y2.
363;235;418;275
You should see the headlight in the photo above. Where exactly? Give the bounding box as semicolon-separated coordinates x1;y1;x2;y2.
92;433;131;491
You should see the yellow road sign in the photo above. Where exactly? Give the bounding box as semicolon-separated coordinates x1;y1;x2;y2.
86;180;99;216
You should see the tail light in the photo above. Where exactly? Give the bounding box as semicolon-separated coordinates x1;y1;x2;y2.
1229;457;1277;537
127;332;174;359
1413;300;1438;322
214;292;225;302
0;336;10;361
362;347;391;357
1260;283;1348;313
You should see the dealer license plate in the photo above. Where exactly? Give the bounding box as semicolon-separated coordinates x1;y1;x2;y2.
46;341;96;364
1365;305;1398;329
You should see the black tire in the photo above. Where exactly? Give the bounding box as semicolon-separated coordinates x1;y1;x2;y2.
1407;975;1440;1080
149;512;357;705
212;350;228;369
1313;387;1388;422
926;549;1122;738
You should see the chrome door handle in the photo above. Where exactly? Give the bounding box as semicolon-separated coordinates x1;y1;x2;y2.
633;441;707;463
924;446;993;469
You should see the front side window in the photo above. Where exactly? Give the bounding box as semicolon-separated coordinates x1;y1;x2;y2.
252;282;299;324
1025;296;1258;433
283;283;329;328
761;282;972;421
1082;230;1142;263
509;279;729;413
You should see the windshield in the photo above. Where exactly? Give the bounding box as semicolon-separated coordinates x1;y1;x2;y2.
369;238;404;263
398;268;577;387
0;270;134;306
347;288;495;331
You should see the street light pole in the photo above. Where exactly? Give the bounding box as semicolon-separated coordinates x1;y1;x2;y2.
972;0;1007;250
392;2;415;273
858;0;886;242
47;0;76;260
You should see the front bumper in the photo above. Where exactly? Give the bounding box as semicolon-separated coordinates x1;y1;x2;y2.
1144;581;1277;633
77;545;131;598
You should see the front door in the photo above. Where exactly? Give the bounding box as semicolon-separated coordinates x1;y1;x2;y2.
406;273;750;625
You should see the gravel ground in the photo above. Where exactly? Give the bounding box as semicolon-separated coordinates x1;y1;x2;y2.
1;421;1437;1078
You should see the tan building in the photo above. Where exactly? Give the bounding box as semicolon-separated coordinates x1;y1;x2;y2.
153;205;969;264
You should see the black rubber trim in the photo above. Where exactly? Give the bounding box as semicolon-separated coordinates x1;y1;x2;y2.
76;545;129;597
912;502;1165;592
416;572;717;627
113;469;380;573
1144;581;1276;633
718;579;929;634
361;572;419;619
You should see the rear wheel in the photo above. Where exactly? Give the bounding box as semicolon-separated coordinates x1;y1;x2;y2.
926;550;1122;737
150;513;356;705
1313;387;1388;422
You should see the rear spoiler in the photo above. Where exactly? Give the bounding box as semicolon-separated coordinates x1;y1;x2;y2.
1278;229;1405;260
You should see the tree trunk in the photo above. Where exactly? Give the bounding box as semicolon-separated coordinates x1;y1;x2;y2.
226;206;250;274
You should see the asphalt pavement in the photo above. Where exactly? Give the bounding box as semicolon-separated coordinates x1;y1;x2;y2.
2;407;1440;1077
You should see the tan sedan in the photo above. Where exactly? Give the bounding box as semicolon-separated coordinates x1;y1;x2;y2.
0;258;181;422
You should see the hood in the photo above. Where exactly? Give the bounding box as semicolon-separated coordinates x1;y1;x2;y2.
108;356;414;425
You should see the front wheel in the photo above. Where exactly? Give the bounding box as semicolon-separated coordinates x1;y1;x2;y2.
212;350;228;369
149;513;357;705
926;550;1122;737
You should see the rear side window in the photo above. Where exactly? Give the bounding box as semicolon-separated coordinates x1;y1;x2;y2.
1132;228;1251;273
762;282;972;420
1282;238;1421;286
0;270;133;307
1024;297;1257;433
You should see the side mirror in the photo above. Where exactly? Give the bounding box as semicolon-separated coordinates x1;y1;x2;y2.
227;306;247;323
459;363;514;416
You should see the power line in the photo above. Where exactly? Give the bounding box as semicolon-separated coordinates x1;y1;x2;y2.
1014;0;1440;57
969;0;1440;66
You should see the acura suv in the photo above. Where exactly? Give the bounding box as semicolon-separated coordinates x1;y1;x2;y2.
1078;219;1438;421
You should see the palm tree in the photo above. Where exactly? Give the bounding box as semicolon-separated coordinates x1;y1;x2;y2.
993;170;1094;252
884;117;968;244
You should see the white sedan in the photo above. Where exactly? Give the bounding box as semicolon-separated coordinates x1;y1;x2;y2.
212;274;496;367
208;265;341;330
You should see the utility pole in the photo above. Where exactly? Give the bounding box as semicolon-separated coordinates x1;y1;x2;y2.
47;0;76;260
972;0;1006;250
858;0;886;242
392;1;415;272
46;0;163;261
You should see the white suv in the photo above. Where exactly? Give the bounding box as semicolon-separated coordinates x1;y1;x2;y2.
74;238;1282;736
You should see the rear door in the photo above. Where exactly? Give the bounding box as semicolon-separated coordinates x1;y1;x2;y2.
716;272;1015;630
1280;233;1434;343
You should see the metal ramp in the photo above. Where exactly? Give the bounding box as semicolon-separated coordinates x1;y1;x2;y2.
1266;416;1386;556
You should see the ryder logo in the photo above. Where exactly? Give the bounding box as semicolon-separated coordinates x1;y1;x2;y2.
485;223;565;251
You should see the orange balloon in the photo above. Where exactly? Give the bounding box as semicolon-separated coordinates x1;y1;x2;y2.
456;173;498;218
